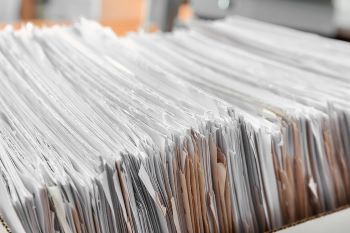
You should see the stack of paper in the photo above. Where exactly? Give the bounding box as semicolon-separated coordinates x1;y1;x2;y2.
0;17;349;233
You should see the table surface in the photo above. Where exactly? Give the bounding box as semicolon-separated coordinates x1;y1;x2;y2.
278;207;350;233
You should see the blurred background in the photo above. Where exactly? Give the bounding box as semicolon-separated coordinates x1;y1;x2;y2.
0;0;349;40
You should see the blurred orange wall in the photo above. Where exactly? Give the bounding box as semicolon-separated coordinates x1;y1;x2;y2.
102;0;144;21
100;0;144;34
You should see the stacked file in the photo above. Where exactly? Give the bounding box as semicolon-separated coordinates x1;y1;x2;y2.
0;17;349;233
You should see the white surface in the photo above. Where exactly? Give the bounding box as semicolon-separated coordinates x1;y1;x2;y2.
0;0;21;22
191;0;350;35
278;208;350;233
43;0;101;20
334;0;350;29
235;0;335;35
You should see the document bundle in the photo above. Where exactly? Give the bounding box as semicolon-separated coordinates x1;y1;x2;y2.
0;17;349;233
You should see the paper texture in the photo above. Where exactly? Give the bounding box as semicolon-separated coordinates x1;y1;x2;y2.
0;16;349;233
